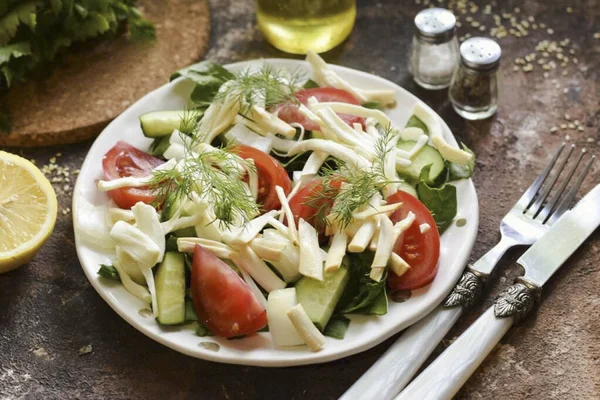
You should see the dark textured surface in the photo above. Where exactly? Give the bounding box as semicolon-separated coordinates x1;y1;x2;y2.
1;0;599;399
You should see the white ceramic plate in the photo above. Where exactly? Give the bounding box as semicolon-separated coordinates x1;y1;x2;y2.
73;59;478;367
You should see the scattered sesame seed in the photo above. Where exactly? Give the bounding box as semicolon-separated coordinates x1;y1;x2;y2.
578;126;585;132
543;72;550;78
513;66;520;72
560;124;568;129
574;120;580;126
550;127;558;133
586;138;594;143
540;23;547;29
471;21;480;27
568;123;575;129
547;28;554;35
565;134;571;141
563;88;569;93
566;7;573;13
466;16;473;22
479;25;486;31
522;64;534;72
514;7;520;13
564;113;571;120
594;33;600;39
532;23;538;29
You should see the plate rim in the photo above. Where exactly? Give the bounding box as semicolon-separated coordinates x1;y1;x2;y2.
72;58;479;367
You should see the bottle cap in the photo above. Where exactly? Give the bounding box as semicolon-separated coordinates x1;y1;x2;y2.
414;8;456;44
459;37;502;71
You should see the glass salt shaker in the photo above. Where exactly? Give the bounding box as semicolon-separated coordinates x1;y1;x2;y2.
449;37;502;120
409;8;460;90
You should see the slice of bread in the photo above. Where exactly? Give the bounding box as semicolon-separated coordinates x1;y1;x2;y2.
1;0;210;147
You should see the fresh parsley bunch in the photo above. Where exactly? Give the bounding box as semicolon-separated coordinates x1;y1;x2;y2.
0;0;155;131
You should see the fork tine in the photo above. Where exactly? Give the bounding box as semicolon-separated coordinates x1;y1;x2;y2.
529;144;575;217
547;155;595;225
537;149;585;222
518;143;565;210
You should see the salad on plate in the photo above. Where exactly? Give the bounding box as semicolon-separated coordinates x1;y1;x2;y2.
88;51;474;352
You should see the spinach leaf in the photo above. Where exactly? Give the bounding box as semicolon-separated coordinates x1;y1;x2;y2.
405;115;429;134
195;322;214;337
303;79;319;89
417;165;457;233
324;315;350;339
171;61;234;106
335;252;388;315
448;143;475;181
97;264;120;282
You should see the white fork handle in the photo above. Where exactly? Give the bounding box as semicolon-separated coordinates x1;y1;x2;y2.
340;306;462;400
396;308;514;400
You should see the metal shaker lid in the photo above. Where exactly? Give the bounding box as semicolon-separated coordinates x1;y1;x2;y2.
459;37;502;71
414;8;456;43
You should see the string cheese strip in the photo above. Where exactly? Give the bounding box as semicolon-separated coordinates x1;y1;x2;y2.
287;304;326;352
231;246;286;292
97;159;177;191
325;230;348;272
389;253;411;277
231;210;279;245
370;215;395;281
177;238;234;259
275;185;298;245
347;219;377;253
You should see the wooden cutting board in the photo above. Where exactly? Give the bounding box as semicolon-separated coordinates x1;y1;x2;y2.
0;0;210;147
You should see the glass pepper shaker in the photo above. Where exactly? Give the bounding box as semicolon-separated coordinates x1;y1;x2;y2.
449;37;502;120
409;8;460;90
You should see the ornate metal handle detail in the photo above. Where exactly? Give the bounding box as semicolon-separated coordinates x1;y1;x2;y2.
494;277;541;322
442;266;488;309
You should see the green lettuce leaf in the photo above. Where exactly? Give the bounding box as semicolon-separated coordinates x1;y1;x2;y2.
171;61;235;106
417;165;457;233
324;315;350;339
335;252;388;315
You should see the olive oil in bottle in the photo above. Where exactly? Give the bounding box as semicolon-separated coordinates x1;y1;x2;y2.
256;0;356;54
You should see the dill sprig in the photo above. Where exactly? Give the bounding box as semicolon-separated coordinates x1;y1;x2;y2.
307;125;402;230
213;64;305;113
373;123;401;180
150;139;259;228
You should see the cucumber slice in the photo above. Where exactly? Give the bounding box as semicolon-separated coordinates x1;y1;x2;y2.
155;252;186;325
396;180;418;198
397;141;445;183
140;110;203;138
295;262;350;331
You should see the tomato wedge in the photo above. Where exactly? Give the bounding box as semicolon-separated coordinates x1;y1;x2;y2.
288;178;343;235
191;245;267;338
233;145;292;212
275;88;365;131
102;141;164;209
386;191;440;291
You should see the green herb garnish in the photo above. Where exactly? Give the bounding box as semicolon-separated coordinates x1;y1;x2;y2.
149;138;259;229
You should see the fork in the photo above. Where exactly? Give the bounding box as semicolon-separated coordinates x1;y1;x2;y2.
341;143;593;400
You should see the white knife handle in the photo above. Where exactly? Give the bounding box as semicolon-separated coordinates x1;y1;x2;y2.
340;306;462;400
396;307;514;400
396;280;541;400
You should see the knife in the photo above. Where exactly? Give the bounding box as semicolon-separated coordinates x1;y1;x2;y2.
396;184;600;400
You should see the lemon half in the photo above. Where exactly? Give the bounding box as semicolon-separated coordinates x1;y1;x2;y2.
0;151;57;273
